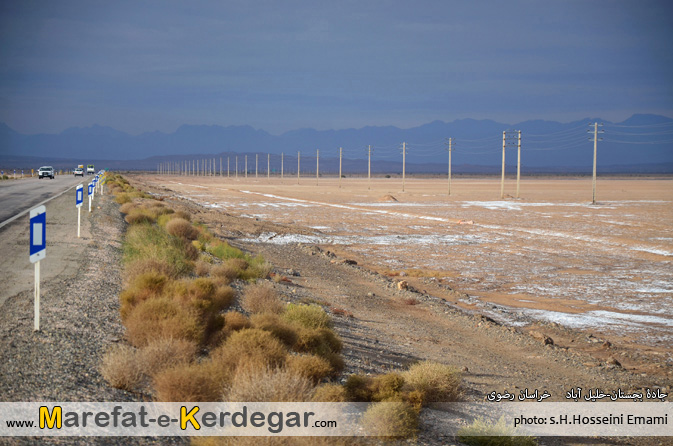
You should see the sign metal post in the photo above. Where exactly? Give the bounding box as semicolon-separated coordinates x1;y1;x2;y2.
29;206;46;331
76;184;83;237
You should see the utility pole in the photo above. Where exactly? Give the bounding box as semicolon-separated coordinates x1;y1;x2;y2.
367;145;372;190
501;131;506;199
445;138;453;196
267;153;270;179
339;147;343;188
516;131;521;199
220;157;222;177
401;142;407;192
588;122;604;204
297;151;300;184
227;157;230;178
255;154;258;178
316;149;319;185
235;156;238;179
281;152;284;179
245;155;248;178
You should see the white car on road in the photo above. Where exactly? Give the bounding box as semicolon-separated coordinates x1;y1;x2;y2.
38;166;55;179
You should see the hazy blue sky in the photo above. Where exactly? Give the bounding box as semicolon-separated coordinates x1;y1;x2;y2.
1;0;671;135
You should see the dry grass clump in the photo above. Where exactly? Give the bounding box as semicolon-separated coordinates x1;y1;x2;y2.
195;260;211;277
211;328;287;372
139;338;198;376
286;354;333;384
119;271;171;319
123;224;194;277
242;283;284;314
124;258;177;284
119;202;137;214
402;361;462;403
250;313;298;347
312;383;347;402
282;304;331;329
360;401;418;439
125;297;204;347
224;311;251;332
166;218;200;240
174;210;191;221
457;417;538;446
153;361;229;402
124;208;157;225
224;366;314;402
240;256;272;280
211;264;239;285
100;344;143;391
115;192;132;204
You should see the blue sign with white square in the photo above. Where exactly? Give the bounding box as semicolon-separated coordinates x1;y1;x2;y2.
88;183;94;196
76;184;84;207
29;206;46;263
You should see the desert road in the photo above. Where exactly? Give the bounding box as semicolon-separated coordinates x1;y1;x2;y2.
0;175;85;230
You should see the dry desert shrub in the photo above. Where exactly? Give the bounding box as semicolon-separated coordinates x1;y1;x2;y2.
226;257;249;272
124;297;204;347
119;271;171;319
100;344;143;391
249;313;298;347
152;361;229;402
402;361;462;403
194;260;211;277
282;303;331;329
119;202;137;214
241;283;284;314
285;354;333;384
139;338;198;376
359;401;418;439
192;437;355;446
370;373;405;402
174;210;191;221
123;258;177;285
210;264;239;284
210;328;287;373
311;383;347;402
344;374;374;402
223;365;314;402
457;416;538;446
123;224;194;277
115;192;132;204
224;311;251;332
166;217;200;240
124;208;156;225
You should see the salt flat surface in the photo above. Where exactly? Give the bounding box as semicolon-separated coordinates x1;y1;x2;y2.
163;177;673;349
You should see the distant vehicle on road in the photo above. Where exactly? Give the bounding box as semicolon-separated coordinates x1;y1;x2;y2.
38;166;55;179
87;164;95;174
74;167;84;177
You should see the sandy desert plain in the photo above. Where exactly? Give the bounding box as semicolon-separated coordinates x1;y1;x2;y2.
136;174;673;366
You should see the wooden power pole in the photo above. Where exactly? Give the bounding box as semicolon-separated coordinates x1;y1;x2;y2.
402;142;406;192
589;122;603;204
339;147;343;188
445;138;453;196
500;131;506;199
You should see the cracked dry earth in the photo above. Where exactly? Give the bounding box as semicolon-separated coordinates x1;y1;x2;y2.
130;175;672;446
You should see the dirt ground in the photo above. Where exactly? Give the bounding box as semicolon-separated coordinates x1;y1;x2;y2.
129;174;672;403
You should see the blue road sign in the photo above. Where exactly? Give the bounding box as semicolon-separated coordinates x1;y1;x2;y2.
76;184;84;207
29;206;46;263
88;183;94;196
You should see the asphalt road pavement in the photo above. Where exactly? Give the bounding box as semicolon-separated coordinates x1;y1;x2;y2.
0;174;88;229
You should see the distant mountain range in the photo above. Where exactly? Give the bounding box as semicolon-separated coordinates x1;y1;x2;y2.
1;114;672;173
